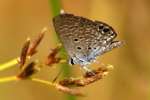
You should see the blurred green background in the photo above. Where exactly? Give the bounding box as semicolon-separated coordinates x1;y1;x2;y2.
0;0;150;100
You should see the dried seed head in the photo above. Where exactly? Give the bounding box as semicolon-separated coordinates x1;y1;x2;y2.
56;84;84;96
27;27;47;56
17;61;40;79
106;64;114;70
59;66;111;87
45;44;62;66
19;38;31;68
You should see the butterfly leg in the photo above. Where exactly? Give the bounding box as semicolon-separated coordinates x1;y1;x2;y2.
82;66;96;76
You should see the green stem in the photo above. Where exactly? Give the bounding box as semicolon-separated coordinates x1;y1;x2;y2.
31;78;55;86
0;76;55;87
49;0;76;100
0;58;18;71
0;76;17;83
49;0;61;16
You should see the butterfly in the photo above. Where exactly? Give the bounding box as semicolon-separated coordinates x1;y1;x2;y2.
53;11;123;73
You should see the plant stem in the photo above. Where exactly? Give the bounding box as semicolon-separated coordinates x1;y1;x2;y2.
0;58;18;71
0;76;55;87
0;76;17;83
31;78;55;86
49;0;61;16
49;0;76;100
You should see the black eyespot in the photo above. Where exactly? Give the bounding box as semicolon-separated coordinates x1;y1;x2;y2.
74;38;78;41
94;47;96;49
77;47;81;50
103;28;109;33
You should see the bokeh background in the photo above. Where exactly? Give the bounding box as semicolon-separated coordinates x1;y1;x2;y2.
0;0;150;100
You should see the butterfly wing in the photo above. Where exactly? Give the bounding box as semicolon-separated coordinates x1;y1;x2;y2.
53;13;100;64
53;13;122;65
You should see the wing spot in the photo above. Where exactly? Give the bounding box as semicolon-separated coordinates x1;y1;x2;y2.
74;38;78;41
88;47;92;50
77;46;82;50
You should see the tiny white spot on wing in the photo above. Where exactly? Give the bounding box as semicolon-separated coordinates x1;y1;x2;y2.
60;9;65;14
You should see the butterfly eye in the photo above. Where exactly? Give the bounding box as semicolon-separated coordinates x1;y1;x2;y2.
103;28;109;33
